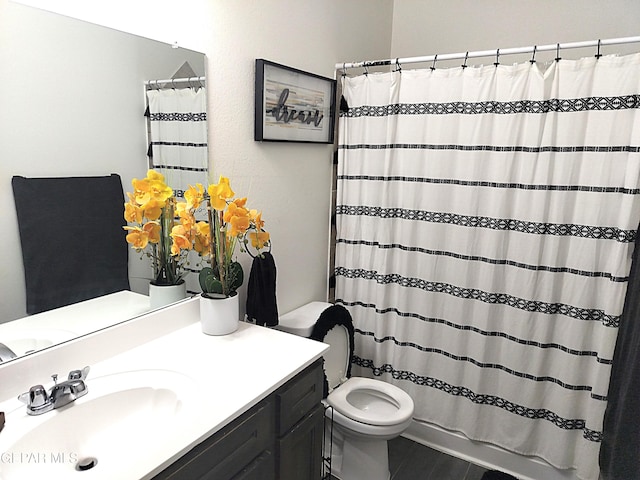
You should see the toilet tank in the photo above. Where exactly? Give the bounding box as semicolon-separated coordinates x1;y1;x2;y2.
277;301;332;337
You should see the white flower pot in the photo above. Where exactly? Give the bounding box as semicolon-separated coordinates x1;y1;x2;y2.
200;292;239;336
149;281;187;310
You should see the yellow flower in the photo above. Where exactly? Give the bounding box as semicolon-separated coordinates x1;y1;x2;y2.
208;176;234;211
224;201;250;236
184;183;204;210
123;226;150;250
131;177;152;205
124;196;143;223
146;170;173;202
194;222;211;255
175;201;188;217
250;210;265;230
170;224;193;255
146;170;165;183
175;202;196;230
143;221;161;244
249;230;270;250
140;197;163;221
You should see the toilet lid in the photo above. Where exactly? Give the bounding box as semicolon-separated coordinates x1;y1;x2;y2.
326;377;414;426
323;325;351;392
278;301;332;337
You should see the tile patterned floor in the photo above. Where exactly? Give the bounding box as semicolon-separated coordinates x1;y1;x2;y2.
329;435;489;480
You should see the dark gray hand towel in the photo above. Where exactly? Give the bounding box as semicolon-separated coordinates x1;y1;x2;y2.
246;252;278;327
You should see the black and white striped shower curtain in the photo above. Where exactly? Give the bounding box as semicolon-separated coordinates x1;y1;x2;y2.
335;53;640;479
146;87;208;294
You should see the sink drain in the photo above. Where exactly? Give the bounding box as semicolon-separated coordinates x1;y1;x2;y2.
75;457;98;471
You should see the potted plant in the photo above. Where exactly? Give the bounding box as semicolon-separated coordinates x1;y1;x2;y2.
172;176;270;334
123;169;190;308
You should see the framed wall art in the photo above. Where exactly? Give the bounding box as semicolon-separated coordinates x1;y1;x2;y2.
255;59;336;144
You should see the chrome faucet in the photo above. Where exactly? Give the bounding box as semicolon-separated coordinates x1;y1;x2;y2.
0;343;17;363
18;366;90;415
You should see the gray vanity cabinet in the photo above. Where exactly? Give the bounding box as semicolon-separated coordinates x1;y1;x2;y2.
275;359;325;480
153;359;324;480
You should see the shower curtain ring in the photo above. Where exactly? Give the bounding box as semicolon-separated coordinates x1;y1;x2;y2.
431;54;438;71
530;45;537;64
595;39;602;59
395;58;402;73
494;48;500;67
555;43;562;62
342;62;347;77
461;52;469;69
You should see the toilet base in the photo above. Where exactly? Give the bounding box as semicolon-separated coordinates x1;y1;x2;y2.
325;423;391;480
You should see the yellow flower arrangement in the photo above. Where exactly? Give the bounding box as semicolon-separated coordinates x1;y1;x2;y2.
172;175;270;297
123;170;189;286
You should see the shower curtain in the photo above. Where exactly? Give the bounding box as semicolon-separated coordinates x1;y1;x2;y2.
146;86;208;294
335;53;640;480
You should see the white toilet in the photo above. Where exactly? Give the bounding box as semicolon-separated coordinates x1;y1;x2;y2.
277;302;415;480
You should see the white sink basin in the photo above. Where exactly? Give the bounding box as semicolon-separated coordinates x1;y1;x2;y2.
1;328;75;357
0;369;197;479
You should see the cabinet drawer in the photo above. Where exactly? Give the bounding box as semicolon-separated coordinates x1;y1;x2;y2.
276;359;324;436
233;451;275;480
154;400;274;480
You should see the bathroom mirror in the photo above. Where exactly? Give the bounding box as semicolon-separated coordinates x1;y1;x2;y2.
0;2;206;362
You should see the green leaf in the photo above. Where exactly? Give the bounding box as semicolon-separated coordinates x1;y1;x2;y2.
227;261;244;293
199;267;222;294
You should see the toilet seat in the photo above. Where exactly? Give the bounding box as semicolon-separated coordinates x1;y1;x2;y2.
327;377;414;427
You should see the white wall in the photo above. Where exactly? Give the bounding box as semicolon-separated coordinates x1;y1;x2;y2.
390;0;640;67
204;1;393;315
2;0;394;321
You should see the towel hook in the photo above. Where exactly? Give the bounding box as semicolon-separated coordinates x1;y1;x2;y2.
555;43;562;62
431;54;438;71
595;39;602;59
461;51;469;69
494;48;500;67
530;45;537;64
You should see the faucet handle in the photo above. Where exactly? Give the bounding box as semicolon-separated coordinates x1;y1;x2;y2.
68;366;90;381
18;385;49;409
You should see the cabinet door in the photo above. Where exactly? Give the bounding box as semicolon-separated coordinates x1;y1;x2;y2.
277;404;324;480
277;360;324;436
154;400;274;480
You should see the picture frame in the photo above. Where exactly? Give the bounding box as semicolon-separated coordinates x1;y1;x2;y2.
255;59;336;144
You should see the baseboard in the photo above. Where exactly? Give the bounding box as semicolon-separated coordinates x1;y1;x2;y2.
403;419;579;480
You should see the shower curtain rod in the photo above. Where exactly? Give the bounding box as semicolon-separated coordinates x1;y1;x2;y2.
336;35;640;70
145;76;206;88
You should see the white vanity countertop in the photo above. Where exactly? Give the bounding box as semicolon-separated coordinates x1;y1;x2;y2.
0;297;328;480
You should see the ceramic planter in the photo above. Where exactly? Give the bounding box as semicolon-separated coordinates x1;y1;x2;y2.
199;292;239;335
149;281;187;310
